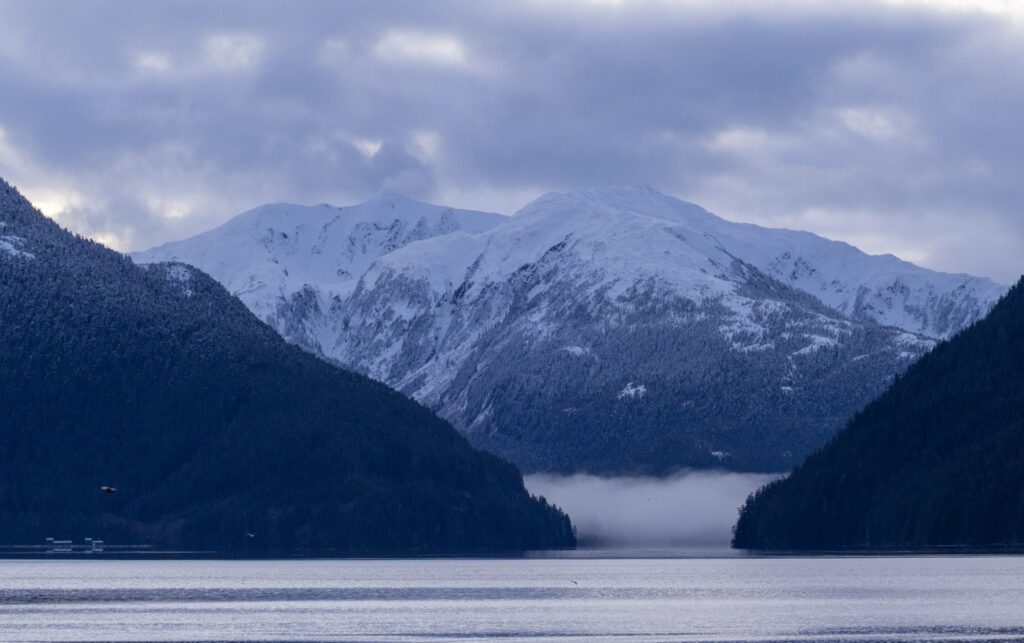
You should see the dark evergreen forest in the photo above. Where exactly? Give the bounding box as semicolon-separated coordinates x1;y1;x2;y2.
733;276;1024;550
0;178;574;553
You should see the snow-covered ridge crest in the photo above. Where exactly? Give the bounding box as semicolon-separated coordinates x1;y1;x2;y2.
359;185;1003;339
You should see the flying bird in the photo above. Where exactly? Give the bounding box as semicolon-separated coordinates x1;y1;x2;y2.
99;486;118;493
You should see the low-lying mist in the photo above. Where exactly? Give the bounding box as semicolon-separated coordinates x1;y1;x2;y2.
525;471;781;548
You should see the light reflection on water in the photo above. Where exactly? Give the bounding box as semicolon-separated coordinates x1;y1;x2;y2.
2;555;1024;641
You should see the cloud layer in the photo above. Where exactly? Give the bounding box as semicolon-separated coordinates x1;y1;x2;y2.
525;472;779;548
0;1;1022;281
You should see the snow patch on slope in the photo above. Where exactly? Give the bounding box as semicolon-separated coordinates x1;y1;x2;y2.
0;234;34;259
561;345;592;357
165;264;195;297
617;382;647;400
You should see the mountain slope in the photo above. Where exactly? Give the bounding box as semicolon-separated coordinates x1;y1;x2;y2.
0;178;574;552
732;278;1024;550
136;187;1004;474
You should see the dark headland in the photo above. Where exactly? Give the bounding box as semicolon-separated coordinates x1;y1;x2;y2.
0;178;575;554
734;276;1024;550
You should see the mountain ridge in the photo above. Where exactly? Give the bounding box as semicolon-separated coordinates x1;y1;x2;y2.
135;186;1004;474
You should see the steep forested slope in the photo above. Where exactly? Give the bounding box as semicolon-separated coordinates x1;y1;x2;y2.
733;278;1024;549
0;178;574;552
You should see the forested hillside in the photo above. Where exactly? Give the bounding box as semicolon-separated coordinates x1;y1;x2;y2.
0;178;574;553
733;278;1024;549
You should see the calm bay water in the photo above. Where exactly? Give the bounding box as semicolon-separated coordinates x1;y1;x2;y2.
2;555;1024;642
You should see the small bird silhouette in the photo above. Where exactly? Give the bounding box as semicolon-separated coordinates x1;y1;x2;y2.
99;486;118;493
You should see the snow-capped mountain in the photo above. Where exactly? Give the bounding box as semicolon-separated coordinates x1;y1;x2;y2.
134;193;504;351
135;186;1006;473
498;187;1003;340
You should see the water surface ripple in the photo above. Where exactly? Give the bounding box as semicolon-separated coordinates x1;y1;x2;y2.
2;555;1023;642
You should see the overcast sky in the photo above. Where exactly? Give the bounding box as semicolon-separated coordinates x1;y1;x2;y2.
0;0;1021;282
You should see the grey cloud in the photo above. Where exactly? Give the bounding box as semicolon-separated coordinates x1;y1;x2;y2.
0;1;1021;281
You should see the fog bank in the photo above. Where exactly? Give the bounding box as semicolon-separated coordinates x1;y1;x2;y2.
525;471;781;547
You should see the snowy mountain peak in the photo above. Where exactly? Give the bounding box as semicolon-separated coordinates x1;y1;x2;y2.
360;189;425;210
362;187;753;307
519;184;716;227
504;186;1005;339
133;195;505;320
